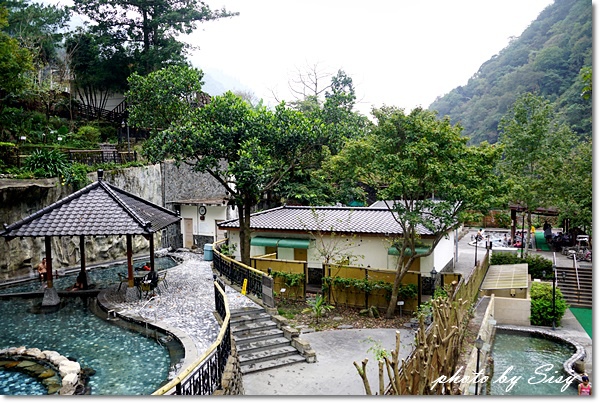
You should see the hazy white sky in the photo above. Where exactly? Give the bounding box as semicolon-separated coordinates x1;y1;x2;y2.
185;0;556;115
47;0;563;115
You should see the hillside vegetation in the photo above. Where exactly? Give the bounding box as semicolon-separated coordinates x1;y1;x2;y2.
429;0;591;145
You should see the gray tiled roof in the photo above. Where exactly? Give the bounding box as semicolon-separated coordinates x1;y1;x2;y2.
218;206;433;236
1;178;180;238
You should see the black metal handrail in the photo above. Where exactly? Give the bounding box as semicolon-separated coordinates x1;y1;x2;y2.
152;280;231;395
213;242;265;299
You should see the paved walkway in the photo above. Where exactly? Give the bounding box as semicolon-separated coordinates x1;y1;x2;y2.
97;251;261;373
98;238;592;395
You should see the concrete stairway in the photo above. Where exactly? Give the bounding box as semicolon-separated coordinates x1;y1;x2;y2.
556;266;592;308
230;306;308;375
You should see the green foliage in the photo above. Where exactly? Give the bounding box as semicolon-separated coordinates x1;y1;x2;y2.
72;0;238;75
142;89;327;265
493;211;512;229
430;0;591;144
23;148;67;178
61;163;90;189
333;105;502;317
490;252;552;280
302;294;334;324
497;92;577;255
361;336;391;361
529;281;568;327
0;8;34;103
272;271;305;300
219;242;237;257
127;65;205;134
321;276;417;302
74;125;101;146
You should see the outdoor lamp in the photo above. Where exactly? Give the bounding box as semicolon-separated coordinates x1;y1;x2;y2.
475;335;484;395
430;267;437;295
542;270;546;279
562;271;567;282
19;136;26;141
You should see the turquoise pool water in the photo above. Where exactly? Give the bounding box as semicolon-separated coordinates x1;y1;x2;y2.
490;330;578;396
0;256;183;395
0;297;175;395
0;256;178;294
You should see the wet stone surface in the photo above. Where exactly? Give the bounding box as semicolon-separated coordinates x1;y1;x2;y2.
100;252;261;355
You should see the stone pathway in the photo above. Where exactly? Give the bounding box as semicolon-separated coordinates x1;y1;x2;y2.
98;251;260;358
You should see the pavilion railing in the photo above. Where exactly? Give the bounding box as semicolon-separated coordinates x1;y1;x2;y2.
152;279;231;395
213;239;274;307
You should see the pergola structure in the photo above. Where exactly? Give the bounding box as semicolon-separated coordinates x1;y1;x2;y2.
1;169;181;306
509;203;560;242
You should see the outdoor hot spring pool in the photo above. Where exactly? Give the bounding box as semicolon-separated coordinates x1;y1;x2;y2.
0;256;178;295
489;329;578;396
0;256;183;395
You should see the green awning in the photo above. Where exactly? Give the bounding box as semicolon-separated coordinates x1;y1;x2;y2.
388;246;430;256
278;238;310;249
250;237;310;249
251;237;280;247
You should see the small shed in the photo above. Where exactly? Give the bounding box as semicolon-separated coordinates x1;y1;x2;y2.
1;169;181;305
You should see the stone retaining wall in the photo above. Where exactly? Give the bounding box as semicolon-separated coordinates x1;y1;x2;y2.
0;346;89;395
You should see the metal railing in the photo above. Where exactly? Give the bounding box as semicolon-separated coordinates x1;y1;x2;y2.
152;279;231;395
212;241;266;300
573;255;581;303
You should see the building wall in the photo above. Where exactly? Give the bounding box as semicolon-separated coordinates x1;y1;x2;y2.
228;230;454;273
493;296;531;326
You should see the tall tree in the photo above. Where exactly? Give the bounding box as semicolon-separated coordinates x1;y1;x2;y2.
72;0;238;75
0;6;33;114
333;106;502;318
132;78;326;264
3;0;70;68
126;64;204;132
497;92;576;254
65;29;132;113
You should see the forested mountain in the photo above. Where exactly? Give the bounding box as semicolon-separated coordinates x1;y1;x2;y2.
429;0;591;145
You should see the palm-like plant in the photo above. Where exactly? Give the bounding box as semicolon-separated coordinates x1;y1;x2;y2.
302;294;334;324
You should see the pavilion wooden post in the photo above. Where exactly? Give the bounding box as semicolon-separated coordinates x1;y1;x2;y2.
127;234;134;287
149;233;155;270
79;235;86;274
45;236;53;288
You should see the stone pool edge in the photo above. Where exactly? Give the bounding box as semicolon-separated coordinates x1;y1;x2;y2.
95;286;199;392
495;325;588;385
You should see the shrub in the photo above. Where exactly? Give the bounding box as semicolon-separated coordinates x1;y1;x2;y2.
23;148;68;178
490;252;553;280
74;125;101;146
62;163;91;189
530;282;568;327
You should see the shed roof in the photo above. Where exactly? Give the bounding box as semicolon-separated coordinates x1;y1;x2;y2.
1;171;180;238
480;263;529;290
218;205;433;236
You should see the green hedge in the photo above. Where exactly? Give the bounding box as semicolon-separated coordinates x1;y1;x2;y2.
490;252;553;280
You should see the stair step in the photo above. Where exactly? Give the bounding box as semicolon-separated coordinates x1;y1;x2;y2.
240;354;306;375
232;319;278;334
239;345;299;364
230;306;266;318
236;336;292;354
234;328;285;345
230;312;273;326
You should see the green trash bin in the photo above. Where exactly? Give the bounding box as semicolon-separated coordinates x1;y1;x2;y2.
203;243;213;261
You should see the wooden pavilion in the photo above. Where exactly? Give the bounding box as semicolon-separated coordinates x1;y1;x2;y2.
1;169;181;305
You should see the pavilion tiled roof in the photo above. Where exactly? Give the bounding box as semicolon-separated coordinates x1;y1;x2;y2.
1;172;180;238
218;205;433;236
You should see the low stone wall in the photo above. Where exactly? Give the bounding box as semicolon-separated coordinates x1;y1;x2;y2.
0;346;90;395
213;341;244;395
